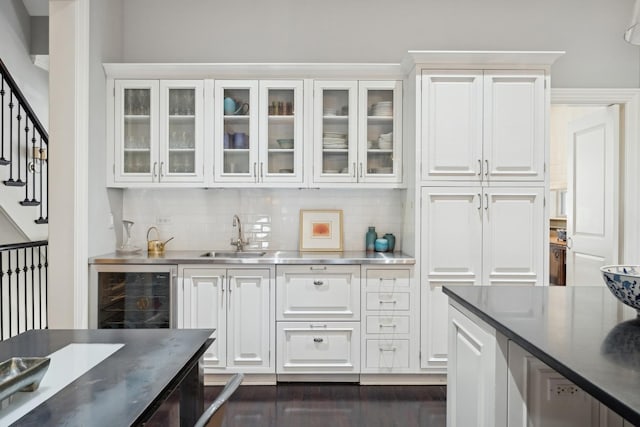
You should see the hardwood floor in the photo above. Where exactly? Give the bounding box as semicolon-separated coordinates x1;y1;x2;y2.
146;383;446;426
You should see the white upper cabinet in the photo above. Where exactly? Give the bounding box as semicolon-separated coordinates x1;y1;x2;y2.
213;79;304;186
313;80;402;186
112;79;205;186
421;70;545;182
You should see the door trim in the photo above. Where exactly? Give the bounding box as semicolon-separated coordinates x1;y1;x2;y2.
551;89;640;266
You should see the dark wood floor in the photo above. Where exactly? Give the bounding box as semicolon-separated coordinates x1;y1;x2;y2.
146;383;447;426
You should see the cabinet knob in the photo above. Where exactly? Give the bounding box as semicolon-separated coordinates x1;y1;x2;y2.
313;280;324;286
313;337;324;343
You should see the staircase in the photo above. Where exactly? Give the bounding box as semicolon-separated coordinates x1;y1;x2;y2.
0;58;49;340
0;57;48;241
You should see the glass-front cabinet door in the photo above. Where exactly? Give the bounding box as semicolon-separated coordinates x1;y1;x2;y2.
358;80;402;183
159;80;204;182
114;80;159;183
259;80;304;184
214;80;259;183
313;81;358;183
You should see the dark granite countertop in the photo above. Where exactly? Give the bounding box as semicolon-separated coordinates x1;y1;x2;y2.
0;329;213;426
442;285;640;424
88;250;415;265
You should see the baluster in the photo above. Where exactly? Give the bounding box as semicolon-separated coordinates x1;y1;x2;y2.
7;251;12;337
0;77;7;165
16;105;22;184
43;245;48;329
6;92;13;180
30;246;34;331
37;246;42;330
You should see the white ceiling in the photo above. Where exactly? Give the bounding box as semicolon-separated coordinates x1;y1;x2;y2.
22;0;48;16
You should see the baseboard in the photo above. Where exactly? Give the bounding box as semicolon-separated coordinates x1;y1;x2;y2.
204;373;276;386
277;374;360;383
359;373;447;385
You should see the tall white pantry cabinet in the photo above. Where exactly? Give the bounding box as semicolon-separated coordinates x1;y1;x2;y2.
404;52;564;374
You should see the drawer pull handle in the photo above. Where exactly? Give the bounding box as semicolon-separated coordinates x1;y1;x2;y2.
379;324;397;328
309;324;328;328
379;347;397;352
310;266;327;271
379;277;397;282
313;280;324;286
313;337;324;343
379;300;397;305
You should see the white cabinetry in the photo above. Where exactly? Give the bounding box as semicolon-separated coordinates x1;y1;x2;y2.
360;266;418;373
180;266;274;373
313;80;402;185
213;80;304;186
111;79;204;186
421;70;545;182
420;186;544;370
447;304;507;427
276;265;360;375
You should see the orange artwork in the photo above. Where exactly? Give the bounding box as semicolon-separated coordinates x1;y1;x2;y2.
312;222;331;237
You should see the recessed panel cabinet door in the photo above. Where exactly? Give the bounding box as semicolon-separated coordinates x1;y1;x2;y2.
227;269;271;369
420;187;482;370
484;71;545;181
482;187;544;286
183;268;226;368
421;71;483;181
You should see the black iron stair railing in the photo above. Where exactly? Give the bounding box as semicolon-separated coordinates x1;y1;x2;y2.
0;240;48;341
0;57;48;224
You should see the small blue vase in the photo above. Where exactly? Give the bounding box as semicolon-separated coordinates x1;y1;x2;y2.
383;233;396;252
366;226;377;252
374;238;389;252
223;97;236;115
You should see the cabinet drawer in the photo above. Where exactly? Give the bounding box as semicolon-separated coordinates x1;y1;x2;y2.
365;315;410;334
364;268;411;288
365;292;410;311
277;322;360;372
365;339;410;369
277;265;360;320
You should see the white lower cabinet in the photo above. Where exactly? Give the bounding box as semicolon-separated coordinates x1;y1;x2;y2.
275;265;360;376
276;321;360;373
447;304;508;427
360;266;418;373
180;266;274;374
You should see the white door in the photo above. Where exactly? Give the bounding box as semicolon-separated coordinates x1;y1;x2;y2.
226;268;272;370
566;105;619;285
420;187;482;369
184;268;227;368
482;187;544;286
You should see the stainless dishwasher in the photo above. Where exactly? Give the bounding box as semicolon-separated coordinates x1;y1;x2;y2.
89;264;177;329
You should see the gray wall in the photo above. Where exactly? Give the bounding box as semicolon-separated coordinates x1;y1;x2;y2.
0;0;48;127
121;0;639;88
88;0;124;257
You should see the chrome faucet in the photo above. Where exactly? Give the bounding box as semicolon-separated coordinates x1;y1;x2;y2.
230;214;249;251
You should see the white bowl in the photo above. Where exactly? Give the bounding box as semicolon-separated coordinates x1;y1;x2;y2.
600;265;640;314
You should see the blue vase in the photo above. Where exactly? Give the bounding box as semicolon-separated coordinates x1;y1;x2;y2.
366;226;377;252
383;233;396;252
374;238;389;252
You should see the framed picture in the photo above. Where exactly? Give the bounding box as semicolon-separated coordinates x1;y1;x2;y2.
299;209;344;252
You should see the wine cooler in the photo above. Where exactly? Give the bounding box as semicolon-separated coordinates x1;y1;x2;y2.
89;265;177;329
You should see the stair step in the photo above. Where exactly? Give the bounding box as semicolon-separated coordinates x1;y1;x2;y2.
0;158;9;166
20;200;40;207
4;179;25;187
34;217;48;225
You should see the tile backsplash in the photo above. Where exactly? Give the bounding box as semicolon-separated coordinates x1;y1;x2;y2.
121;188;406;252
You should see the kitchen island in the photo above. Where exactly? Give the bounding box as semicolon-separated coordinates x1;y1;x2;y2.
443;285;639;426
0;329;213;426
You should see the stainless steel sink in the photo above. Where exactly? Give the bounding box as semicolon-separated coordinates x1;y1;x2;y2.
200;251;267;258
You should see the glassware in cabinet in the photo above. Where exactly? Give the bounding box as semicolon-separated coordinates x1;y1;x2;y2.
259;80;304;184
214;81;259;182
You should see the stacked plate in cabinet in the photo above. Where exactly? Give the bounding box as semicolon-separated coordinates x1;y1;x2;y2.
378;132;393;150
323;132;347;149
370;101;393;116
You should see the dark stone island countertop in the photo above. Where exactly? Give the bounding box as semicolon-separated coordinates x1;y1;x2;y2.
443;285;640;425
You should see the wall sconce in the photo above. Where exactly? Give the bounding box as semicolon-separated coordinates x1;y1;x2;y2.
28;146;47;173
625;0;640;45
